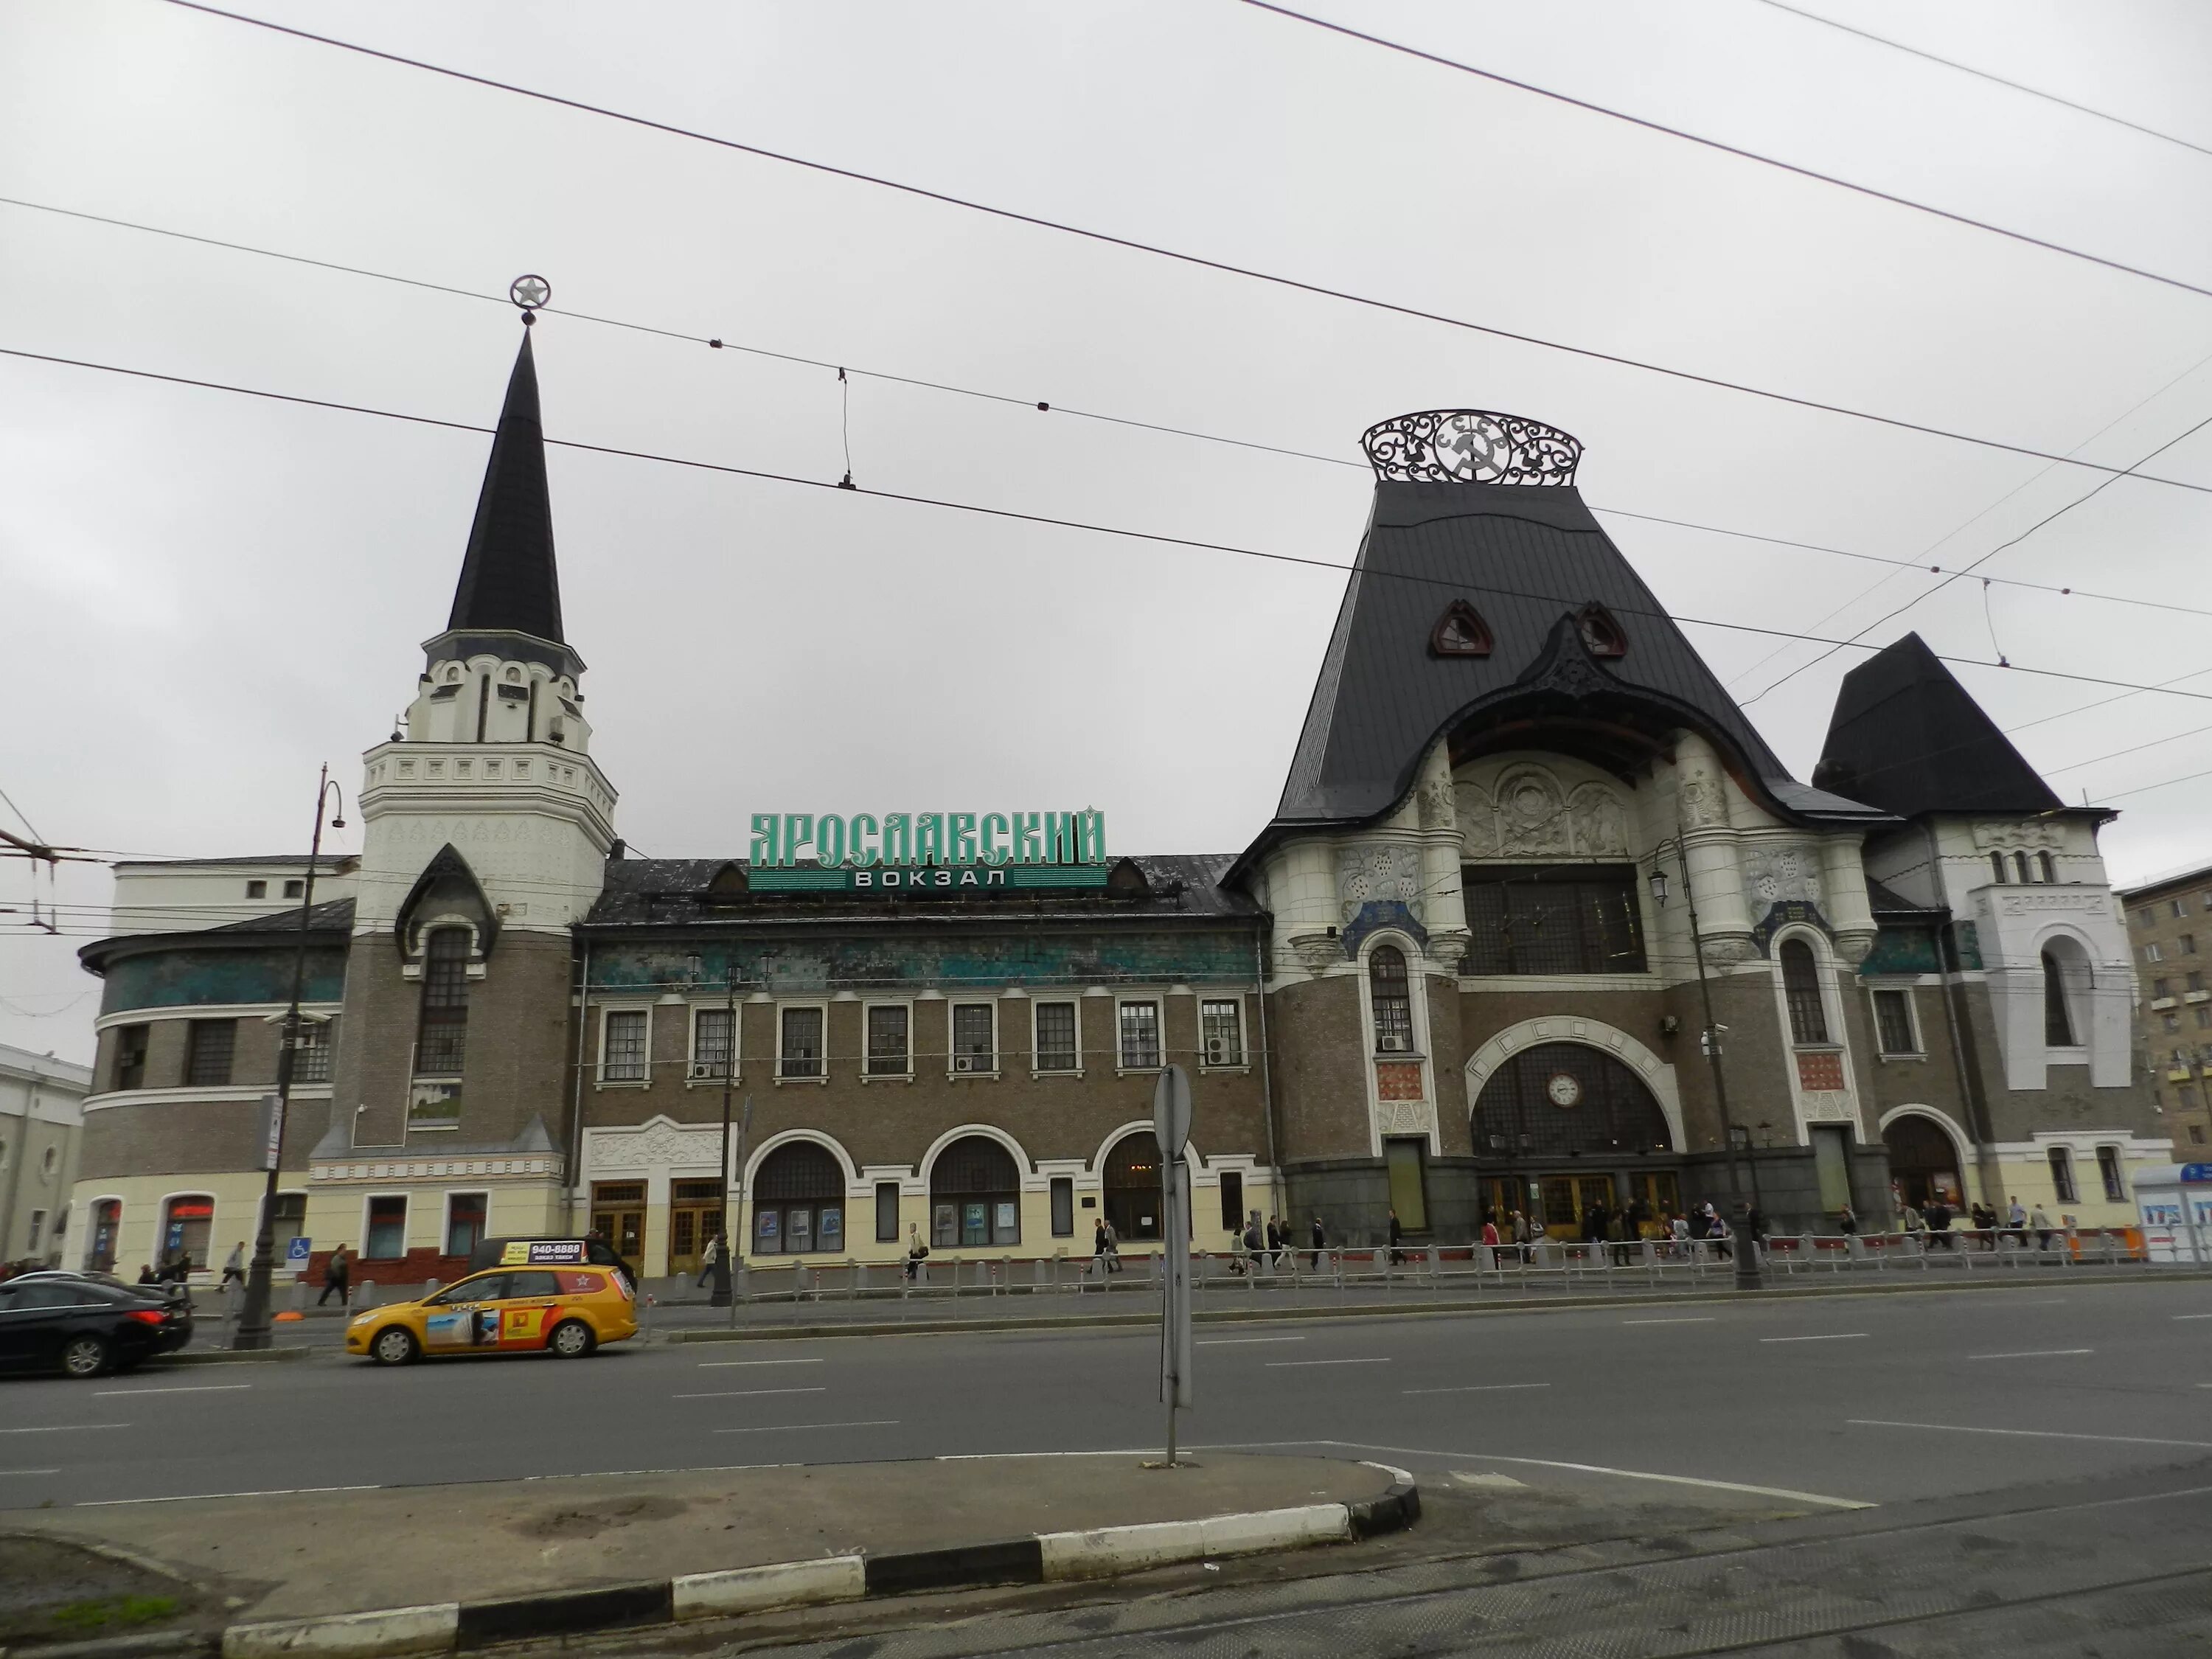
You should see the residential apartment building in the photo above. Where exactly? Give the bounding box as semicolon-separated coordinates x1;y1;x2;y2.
2120;860;2212;1154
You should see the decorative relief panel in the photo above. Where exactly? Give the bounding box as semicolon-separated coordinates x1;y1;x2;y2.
1375;1061;1425;1102
1799;1091;1854;1123
1374;1099;1434;1135
1458;767;1631;860
1795;1051;1846;1093
593;1121;721;1171
1745;845;1823;907
1568;783;1628;857
1455;782;1500;858
1494;767;1569;857
1415;776;1454;831
1678;769;1724;830
1995;891;2106;919
1972;820;2062;850
1338;844;1424;925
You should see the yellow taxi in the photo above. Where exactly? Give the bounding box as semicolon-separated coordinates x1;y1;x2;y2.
346;1264;636;1365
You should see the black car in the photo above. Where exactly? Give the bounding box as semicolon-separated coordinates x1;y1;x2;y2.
0;1277;194;1378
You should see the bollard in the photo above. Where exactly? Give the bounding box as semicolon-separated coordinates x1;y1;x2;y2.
355;1281;378;1310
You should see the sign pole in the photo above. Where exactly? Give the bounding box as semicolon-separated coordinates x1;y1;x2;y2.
1152;1065;1194;1467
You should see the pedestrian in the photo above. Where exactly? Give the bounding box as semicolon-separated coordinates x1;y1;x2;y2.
904;1222;928;1282
695;1230;720;1289
1669;1209;1690;1262
2006;1194;2028;1249
136;1262;157;1285
2029;1201;2055;1253
1927;1197;1955;1251
1265;1214;1284;1267
1708;1207;1731;1261
1512;1209;1533;1264
1838;1203;1858;1237
1243;1211;1265;1273
1901;1199;1925;1242
318;1242;350;1307
1385;1207;1405;1266
220;1240;246;1292
1479;1211;1500;1268
1102;1217;1122;1274
1309;1213;1326;1272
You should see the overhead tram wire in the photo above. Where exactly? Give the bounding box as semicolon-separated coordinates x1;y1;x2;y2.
1242;1;2212;305
1749;0;2212;162
153;1;2212;498
6;197;2211;629
10;340;2212;719
1739;404;2212;706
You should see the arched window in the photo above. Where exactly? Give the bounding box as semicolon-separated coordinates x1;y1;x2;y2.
1882;1114;1962;1210
751;1141;844;1256
1370;945;1413;1054
1990;852;2007;885
2042;948;2079;1046
416;927;471;1078
2039;851;2058;884
1102;1132;1164;1242
2014;852;2034;885
159;1194;215;1273
931;1135;1021;1248
1780;939;1829;1045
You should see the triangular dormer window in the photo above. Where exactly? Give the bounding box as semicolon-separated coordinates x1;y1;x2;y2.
1430;601;1494;658
703;862;750;907
1577;602;1628;658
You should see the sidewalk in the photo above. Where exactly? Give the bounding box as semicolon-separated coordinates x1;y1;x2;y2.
10;1453;1401;1628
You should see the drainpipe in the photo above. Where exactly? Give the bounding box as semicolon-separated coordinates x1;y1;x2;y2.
1924;821;2002;1206
566;939;591;1234
1;1060;37;1260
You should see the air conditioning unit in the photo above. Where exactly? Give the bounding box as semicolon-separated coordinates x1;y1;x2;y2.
953;1055;981;1074
1379;1033;1412;1053
689;1063;719;1080
1205;1038;1231;1066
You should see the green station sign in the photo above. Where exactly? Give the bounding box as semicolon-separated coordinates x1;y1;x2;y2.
748;810;1109;893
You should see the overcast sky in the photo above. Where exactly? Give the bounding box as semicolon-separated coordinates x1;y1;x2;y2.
4;0;2211;1064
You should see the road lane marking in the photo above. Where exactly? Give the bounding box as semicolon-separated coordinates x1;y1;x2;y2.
697;1357;825;1367
1624;1318;1715;1325
1266;1357;1391;1368
0;1424;129;1433
1849;1419;2212;1450
712;1420;899;1434
77;1484;381;1506
2173;1313;2212;1320
937;1449;1156;1461
0;1470;60;1476
1402;1383;1549;1395
1198;1336;1307;1346
1967;1348;2093;1360
673;1388;827;1399
1186;1438;1874;1509
92;1384;252;1397
1759;1333;1868;1343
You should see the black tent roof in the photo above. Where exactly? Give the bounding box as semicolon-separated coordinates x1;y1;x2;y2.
1814;633;2065;819
437;327;567;657
1253;421;1885;864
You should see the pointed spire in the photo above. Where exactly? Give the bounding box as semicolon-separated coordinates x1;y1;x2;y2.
447;326;564;644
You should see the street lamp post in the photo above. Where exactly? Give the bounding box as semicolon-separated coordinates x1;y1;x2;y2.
234;765;344;1350
1649;835;1763;1291
710;976;736;1309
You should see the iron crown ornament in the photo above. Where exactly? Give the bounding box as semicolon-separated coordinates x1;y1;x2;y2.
1360;409;1583;486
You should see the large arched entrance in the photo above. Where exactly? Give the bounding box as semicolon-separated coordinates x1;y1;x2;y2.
1471;1041;1677;1239
1882;1113;1964;1211
1102;1132;1164;1242
751;1141;845;1256
930;1135;1023;1249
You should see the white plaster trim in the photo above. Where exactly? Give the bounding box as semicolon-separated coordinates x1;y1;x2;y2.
85;1085;333;1113
1357;928;1438;1158
1464;1015;1685;1154
94;1003;341;1032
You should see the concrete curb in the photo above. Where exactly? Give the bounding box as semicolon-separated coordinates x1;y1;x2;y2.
182;1481;1418;1658
658;1269;2212;1343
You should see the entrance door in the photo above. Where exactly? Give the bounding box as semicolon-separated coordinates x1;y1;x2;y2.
667;1180;724;1277
1625;1172;1682;1234
1882;1114;1963;1211
590;1183;644;1268
1385;1138;1429;1234
1537;1175;1618;1240
1480;1178;1521;1231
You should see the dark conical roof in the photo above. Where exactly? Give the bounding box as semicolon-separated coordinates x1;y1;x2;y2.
1814;632;2062;818
446;327;564;644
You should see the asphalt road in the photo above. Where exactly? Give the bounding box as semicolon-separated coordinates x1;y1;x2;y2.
3;1277;2209;1513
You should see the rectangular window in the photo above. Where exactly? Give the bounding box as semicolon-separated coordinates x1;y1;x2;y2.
866;1005;911;1076
27;1209;45;1251
2154;978;2173;1000
283;879;305;899
2197;1008;2211;1031
692;1007;734;1080
364;1194;407;1259
1200;999;1244;1067
1118;1001;1162;1069
2187;935;2200;956
1872;989;1917;1055
1460;864;1648;975
875;1180;901;1242
950;1004;995;1073
2176;899;2191;919
1034;1001;1079;1072
779;1006;824;1079
1050;1177;1074;1237
445;1192;488;1257
185;1019;236;1086
114;1023;149;1091
2166;1014;2183;1033
602;1010;648;1082
2048;1146;2078;1204
2147;942;2166;962
2098;1145;2126;1203
416;928;471;1077
2192;973;2206;993
1218;1169;1245;1234
246;879;268;899
270;1192;306;1262
2138;907;2157;928
2194;1125;2208;1146
293;1019;333;1085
